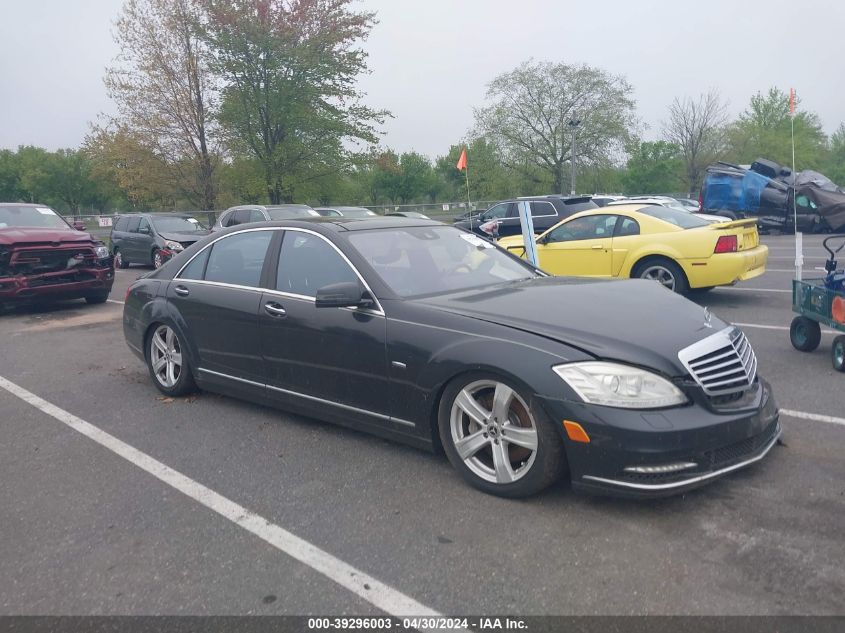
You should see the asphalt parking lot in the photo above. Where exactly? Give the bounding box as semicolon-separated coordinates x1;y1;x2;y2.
1;233;843;617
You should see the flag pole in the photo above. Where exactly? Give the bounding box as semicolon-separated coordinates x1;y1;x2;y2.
790;88;802;281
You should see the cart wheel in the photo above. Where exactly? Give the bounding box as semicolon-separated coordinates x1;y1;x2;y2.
790;316;822;352
833;336;845;372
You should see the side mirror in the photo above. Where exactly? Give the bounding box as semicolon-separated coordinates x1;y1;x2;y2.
72;220;86;231
315;281;374;309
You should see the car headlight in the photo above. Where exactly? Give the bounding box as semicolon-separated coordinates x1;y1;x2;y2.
164;240;184;252
553;361;687;409
94;245;110;259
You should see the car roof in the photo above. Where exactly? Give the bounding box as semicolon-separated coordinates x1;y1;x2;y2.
214;216;442;235
0;202;50;208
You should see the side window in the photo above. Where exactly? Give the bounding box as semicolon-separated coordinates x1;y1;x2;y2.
233;209;252;225
483;203;510;220
126;217;141;232
249;209;265;223
615;217;640;237
114;217;127;232
179;248;210;280
205;230;273;287
221;211;236;227
138;218;151;234
530;201;556;217
546;215;618;243
276;232;358;297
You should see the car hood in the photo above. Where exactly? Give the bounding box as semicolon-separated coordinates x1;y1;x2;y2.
0;227;95;246
412;276;727;377
158;231;209;243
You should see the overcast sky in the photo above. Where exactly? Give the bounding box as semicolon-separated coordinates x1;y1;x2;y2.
1;0;843;158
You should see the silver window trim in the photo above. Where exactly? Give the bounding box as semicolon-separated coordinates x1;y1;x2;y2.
198;367;414;428
173;225;384;315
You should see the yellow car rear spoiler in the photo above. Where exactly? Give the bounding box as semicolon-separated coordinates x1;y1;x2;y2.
707;218;759;230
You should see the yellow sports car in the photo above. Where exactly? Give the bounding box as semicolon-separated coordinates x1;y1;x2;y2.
496;203;768;293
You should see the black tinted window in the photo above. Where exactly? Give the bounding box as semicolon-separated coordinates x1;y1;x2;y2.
205;230;273;287
221;211;237;227
114;217;127;232
126;217;141;232
276;232;357;296
615;217;640;237
233;209;252;225
179;248;210;280
530;201;556;217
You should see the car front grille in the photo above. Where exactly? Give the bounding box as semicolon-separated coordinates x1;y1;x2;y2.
701;419;780;470
678;327;757;396
10;248;97;274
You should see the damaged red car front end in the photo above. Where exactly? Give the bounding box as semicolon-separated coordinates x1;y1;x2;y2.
0;204;115;309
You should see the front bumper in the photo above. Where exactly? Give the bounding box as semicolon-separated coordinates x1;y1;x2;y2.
539;377;781;498
0;262;114;304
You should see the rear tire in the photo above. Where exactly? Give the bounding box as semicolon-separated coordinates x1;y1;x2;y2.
832;336;845;372
790;316;822;352
85;291;110;305
632;258;689;294
438;372;566;498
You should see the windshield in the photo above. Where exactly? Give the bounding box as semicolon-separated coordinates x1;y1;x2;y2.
347;226;537;297
339;208;377;217
151;216;205;232
637;206;711;229
266;207;320;219
0;205;70;230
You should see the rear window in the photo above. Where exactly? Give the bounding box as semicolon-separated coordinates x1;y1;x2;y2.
638;206;710;229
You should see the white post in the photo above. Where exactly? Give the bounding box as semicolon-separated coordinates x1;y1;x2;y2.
791;103;802;280
518;201;539;267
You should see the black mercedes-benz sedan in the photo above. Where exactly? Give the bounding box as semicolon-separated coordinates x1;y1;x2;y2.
122;217;781;498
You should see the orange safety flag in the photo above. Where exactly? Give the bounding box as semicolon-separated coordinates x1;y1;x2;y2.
789;88;796;116
456;148;467;171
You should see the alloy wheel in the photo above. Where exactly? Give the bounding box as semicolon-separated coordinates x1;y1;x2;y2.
449;380;538;484
150;325;182;388
153;250;164;269
114;251;123;268
640;265;676;290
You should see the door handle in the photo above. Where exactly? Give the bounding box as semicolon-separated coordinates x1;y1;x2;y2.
174;285;190;296
264;302;287;317
591;245;604;250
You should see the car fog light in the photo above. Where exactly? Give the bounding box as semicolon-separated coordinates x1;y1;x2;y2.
623;462;697;474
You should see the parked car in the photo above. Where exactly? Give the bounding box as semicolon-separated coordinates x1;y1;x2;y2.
315;206;378;218
111;213;209;269
212;204;319;231
454;195;598;238
497;203;768;293
124;217;780;498
675;197;701;212
0;203;114;308
589;194;627;207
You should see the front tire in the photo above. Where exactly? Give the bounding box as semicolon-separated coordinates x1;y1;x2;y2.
146;324;196;396
113;249;129;269
633;258;689;294
832;336;845;372
790;316;822;352
152;249;165;269
85;291;110;305
438;373;565;498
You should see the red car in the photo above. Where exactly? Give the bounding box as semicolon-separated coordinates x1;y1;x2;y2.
0;203;115;310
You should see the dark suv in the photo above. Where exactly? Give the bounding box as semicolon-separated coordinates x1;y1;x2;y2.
111;213;209;269
453;195;598;238
212;204;319;231
0;203;114;308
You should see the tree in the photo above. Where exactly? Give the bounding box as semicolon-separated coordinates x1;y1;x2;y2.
436;138;515;202
473;60;636;194
201;0;387;204
663;90;728;196
0;149;24;202
725;88;827;170
104;0;219;209
622;141;683;194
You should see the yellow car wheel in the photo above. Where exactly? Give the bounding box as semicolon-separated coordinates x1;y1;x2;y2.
632;258;689;294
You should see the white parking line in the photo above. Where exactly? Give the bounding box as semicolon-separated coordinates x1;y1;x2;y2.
107;299;124;305
780;409;845;427
0;375;440;619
